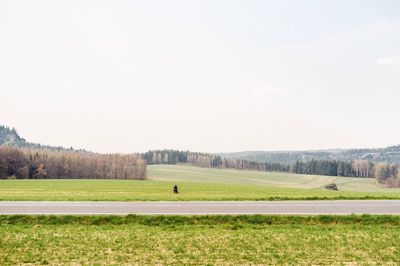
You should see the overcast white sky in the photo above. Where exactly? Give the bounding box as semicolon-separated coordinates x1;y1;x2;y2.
1;0;400;153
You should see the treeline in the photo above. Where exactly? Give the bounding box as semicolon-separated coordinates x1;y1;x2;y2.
293;160;367;177
186;153;290;172
142;150;290;172
292;159;399;180
142;150;189;165
0;146;146;180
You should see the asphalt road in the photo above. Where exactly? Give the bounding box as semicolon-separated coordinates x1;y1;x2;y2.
1;200;400;215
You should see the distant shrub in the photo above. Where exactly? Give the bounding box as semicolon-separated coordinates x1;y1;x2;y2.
325;183;338;191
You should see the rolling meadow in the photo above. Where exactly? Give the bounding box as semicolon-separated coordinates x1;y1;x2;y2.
0;165;399;201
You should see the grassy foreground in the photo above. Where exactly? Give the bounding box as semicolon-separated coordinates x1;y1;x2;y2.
1;215;400;265
0;165;399;201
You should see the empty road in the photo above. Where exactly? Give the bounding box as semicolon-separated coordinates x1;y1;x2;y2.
1;200;400;215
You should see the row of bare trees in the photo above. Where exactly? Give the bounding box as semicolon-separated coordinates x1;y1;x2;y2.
0;146;146;180
186;153;290;172
349;160;400;185
293;159;400;187
374;162;400;187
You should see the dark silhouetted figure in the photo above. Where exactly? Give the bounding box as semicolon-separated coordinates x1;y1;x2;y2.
173;185;179;194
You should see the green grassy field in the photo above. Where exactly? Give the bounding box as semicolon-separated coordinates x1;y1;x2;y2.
0;164;399;201
1;215;399;265
149;164;391;191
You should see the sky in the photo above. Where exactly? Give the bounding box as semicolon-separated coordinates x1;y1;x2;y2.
1;0;400;153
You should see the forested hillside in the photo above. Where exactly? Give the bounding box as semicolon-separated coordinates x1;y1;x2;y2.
0;125;82;151
0;126;26;146
0;125;146;180
220;146;400;164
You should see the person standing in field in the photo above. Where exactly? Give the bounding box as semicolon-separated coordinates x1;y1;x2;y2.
173;185;179;194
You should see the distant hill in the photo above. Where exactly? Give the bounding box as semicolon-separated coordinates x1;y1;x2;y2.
0;125;78;151
0;125;26;146
220;146;400;164
3;124;400;164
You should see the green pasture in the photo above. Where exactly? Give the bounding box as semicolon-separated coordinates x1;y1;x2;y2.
149;164;389;191
1;215;399;265
0;165;399;201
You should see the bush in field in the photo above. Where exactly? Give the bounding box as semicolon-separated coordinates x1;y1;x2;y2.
325;183;338;191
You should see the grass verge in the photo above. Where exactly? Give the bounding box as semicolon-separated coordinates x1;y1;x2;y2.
2;214;400;225
1;215;400;264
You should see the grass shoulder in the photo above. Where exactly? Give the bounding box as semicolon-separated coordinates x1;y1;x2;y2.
1;214;400;265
